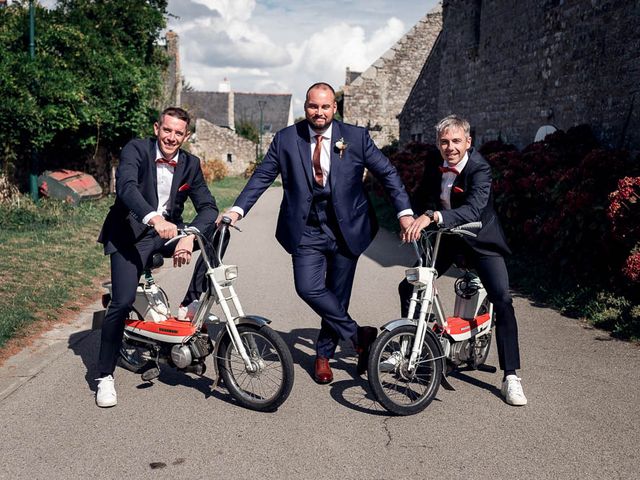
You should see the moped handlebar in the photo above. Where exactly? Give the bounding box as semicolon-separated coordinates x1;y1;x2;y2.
413;222;483;267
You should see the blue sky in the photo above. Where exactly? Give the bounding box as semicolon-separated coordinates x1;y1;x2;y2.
167;0;440;116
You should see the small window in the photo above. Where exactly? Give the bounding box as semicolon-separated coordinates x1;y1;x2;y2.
227;153;233;163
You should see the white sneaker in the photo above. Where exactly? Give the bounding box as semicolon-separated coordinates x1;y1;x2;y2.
96;375;117;408
501;375;527;406
177;300;199;321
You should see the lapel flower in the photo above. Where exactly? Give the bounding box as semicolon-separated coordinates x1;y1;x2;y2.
334;137;348;158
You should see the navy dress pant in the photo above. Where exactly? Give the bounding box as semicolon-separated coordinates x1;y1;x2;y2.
398;237;521;372
292;225;360;358
97;225;223;376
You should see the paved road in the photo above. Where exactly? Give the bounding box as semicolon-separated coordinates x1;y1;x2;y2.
1;187;638;479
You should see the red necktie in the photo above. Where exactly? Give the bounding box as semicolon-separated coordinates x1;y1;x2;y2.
156;157;177;167
312;134;324;186
439;165;459;175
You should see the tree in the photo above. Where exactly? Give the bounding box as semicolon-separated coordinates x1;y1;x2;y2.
0;0;169;188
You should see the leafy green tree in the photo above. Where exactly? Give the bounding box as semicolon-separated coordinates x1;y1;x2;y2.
0;0;169;188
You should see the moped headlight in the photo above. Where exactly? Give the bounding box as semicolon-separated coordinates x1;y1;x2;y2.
405;267;421;285
225;265;238;281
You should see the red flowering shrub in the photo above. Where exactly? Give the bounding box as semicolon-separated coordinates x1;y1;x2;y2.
607;176;640;245
622;250;640;284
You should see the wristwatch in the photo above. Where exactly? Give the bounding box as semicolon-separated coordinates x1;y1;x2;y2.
424;210;435;221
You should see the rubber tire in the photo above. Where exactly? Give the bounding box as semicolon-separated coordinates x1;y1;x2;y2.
368;325;443;416
217;324;294;412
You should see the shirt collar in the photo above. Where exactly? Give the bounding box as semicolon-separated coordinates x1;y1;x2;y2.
308;123;333;142
443;150;469;173
155;142;179;162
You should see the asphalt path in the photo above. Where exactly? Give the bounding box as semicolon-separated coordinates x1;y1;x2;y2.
1;186;638;479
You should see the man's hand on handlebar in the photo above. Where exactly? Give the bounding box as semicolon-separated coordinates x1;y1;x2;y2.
150;215;178;239
216;210;241;226
404;213;432;243
173;235;194;268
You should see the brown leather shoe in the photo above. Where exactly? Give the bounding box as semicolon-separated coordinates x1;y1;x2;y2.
356;326;378;375
314;357;333;384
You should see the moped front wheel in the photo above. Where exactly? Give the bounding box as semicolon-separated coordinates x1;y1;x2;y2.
368;325;442;416
217;324;294;412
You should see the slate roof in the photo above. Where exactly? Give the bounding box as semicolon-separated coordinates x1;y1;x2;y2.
181;90;292;133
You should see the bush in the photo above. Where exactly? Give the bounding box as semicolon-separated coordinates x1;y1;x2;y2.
200;158;228;183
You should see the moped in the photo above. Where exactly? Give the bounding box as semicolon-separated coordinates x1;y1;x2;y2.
101;217;294;412
367;222;495;416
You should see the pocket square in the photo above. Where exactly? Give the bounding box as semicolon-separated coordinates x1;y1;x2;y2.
452;186;464;194
178;183;190;192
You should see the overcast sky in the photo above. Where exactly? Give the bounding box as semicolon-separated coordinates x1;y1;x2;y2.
166;0;440;117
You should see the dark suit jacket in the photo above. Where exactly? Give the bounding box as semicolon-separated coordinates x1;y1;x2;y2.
98;138;218;255
412;147;511;257
235;120;411;256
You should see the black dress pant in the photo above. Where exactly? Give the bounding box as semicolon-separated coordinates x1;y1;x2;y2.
97;225;225;376
398;237;521;372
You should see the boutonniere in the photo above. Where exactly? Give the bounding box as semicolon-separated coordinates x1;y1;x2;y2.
335;137;348;158
452;186;464;194
178;183;190;192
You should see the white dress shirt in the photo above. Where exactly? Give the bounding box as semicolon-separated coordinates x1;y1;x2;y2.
142;144;179;225
436;151;469;224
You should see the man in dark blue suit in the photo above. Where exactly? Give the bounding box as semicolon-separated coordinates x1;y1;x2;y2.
224;83;414;384
401;114;527;406
95;107;219;407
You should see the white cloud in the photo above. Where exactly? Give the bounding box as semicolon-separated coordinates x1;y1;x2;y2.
170;0;438;115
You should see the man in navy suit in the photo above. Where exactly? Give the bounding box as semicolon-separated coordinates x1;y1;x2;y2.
401;114;527;406
95;107;219;407
224;83;414;384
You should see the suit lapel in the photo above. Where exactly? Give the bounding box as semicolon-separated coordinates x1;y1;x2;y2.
296;122;313;190
329;122;342;192
149;139;159;208
168;150;187;211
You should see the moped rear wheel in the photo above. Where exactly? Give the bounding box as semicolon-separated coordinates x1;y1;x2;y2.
368;325;442;416
217;324;294;412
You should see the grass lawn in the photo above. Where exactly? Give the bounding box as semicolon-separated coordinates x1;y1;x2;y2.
0;175;251;350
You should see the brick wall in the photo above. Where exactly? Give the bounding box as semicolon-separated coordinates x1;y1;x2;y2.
400;0;640;151
343;6;443;147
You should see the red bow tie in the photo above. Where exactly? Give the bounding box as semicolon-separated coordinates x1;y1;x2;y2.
156;157;177;167
439;166;459;175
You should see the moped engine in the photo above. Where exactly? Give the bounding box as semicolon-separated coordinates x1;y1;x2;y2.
449;332;492;369
170;333;213;369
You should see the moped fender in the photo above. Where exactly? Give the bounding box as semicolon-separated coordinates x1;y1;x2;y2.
380;318;417;331
380;318;454;391
210;315;273;389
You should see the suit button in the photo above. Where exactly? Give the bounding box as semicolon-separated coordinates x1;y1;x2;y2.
302;215;306;220
307;197;311;202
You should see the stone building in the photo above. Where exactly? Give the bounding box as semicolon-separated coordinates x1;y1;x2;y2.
160;31;182;109
399;0;640;151
181;89;293;166
342;5;443;147
188;119;255;176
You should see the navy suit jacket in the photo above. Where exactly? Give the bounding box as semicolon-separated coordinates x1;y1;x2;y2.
412;147;511;257
98;138;218;255
235;120;411;256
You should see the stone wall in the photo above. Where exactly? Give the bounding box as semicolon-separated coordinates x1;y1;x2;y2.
399;0;640;151
343;5;443;147
190;119;255;176
161;31;181;108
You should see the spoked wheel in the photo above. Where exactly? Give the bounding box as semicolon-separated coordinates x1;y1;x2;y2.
368;325;443;416
217;324;294;412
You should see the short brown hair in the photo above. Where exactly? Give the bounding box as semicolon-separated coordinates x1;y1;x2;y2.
159;107;191;127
